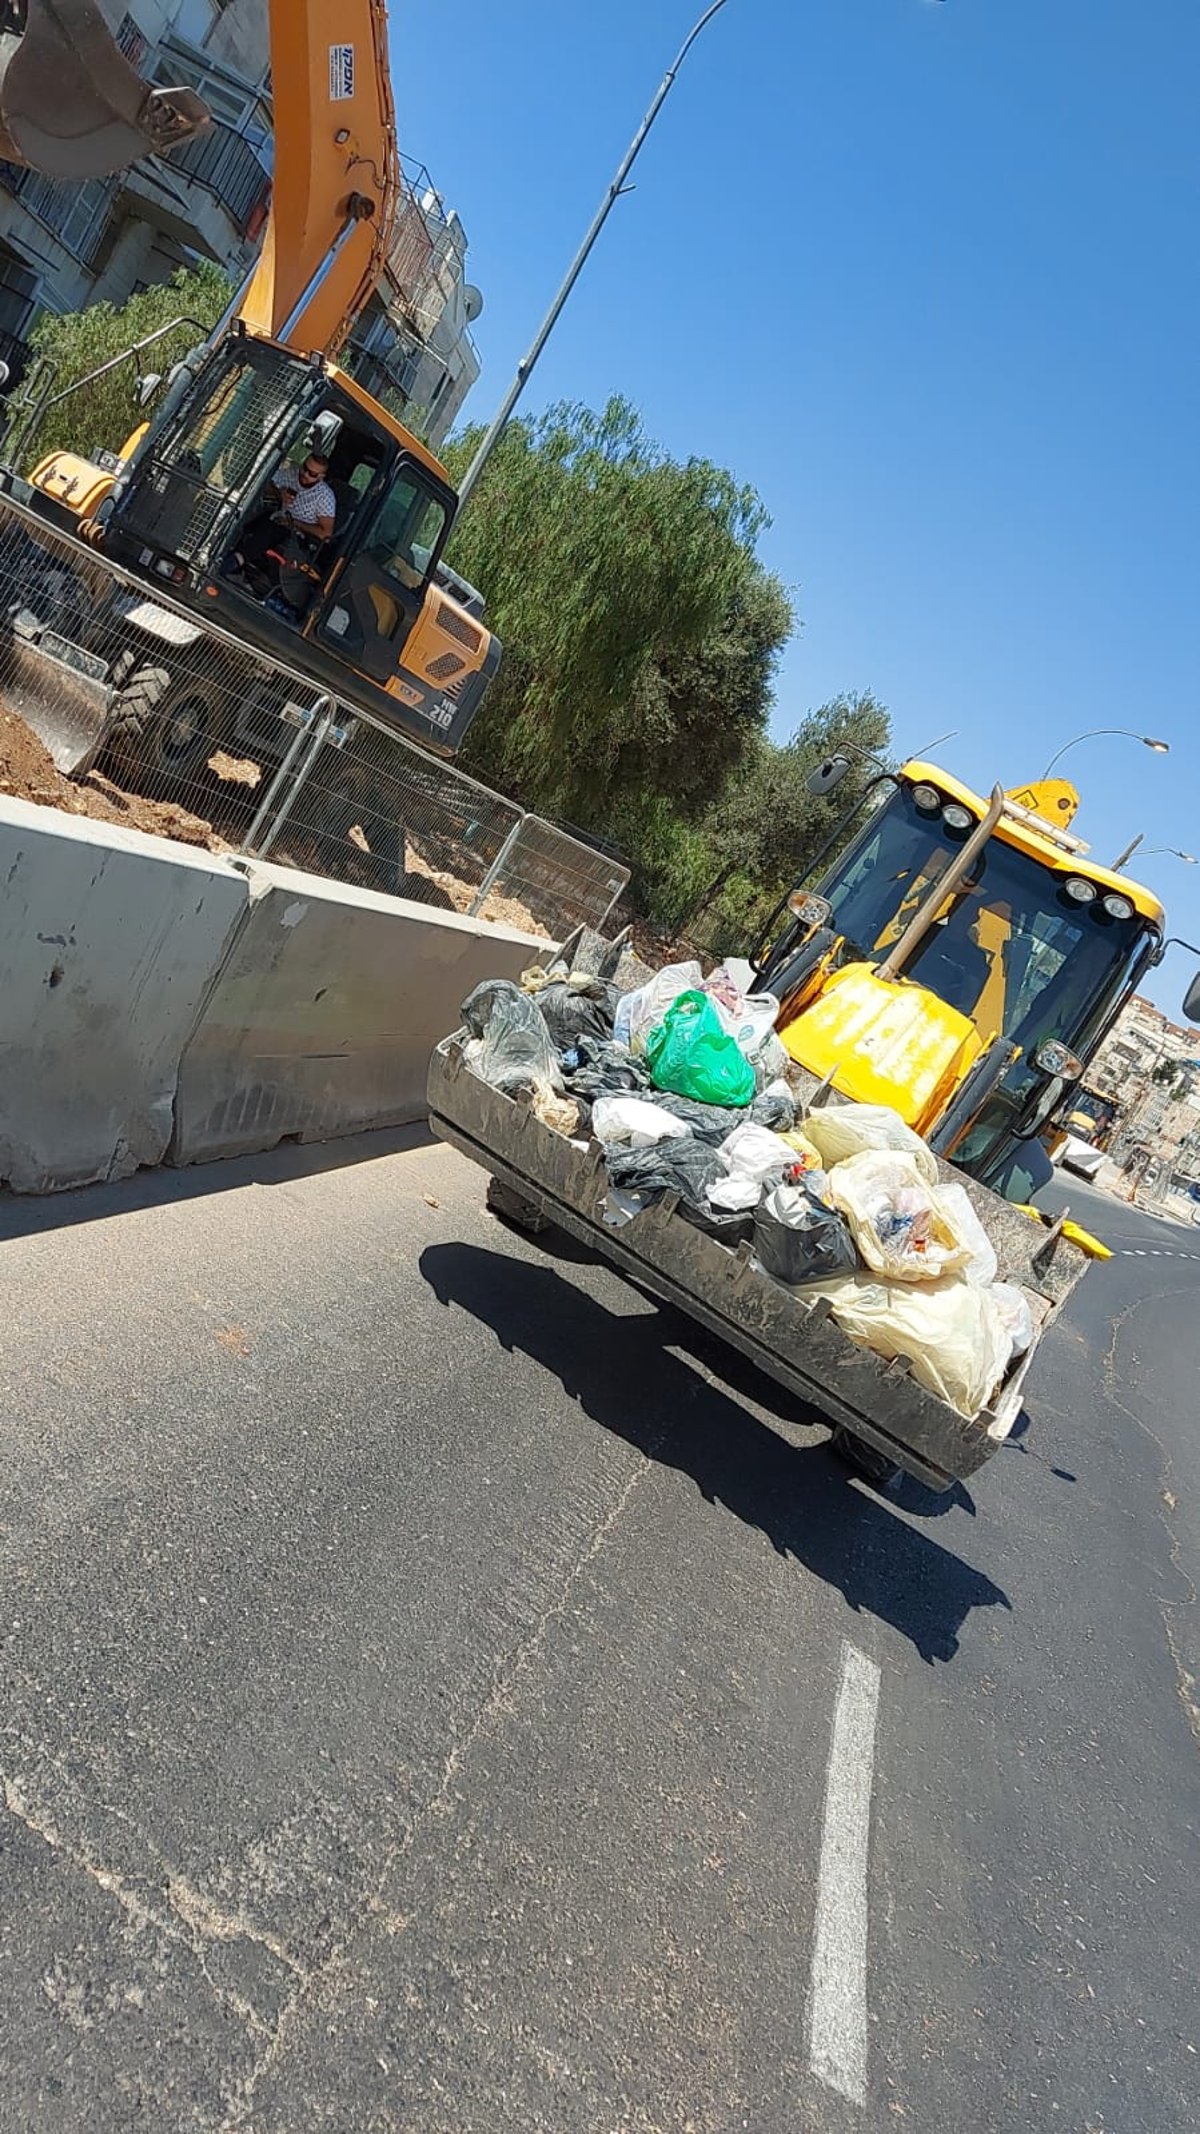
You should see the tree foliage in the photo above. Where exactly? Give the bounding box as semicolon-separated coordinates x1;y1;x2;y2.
442;398;791;826
21;262;231;468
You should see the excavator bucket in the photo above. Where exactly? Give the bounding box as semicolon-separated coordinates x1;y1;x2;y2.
0;0;208;180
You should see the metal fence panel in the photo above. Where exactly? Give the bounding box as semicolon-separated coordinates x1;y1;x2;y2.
0;491;629;946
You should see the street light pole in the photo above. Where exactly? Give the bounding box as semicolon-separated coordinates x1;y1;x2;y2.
1040;728;1170;779
1113;840;1198;873
454;0;733;512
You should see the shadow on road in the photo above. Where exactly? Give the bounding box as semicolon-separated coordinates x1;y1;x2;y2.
421;1240;1012;1665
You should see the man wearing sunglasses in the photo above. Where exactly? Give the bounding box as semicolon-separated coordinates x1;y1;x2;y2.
225;451;337;589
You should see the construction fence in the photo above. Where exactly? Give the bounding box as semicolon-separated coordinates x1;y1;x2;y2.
0;493;629;943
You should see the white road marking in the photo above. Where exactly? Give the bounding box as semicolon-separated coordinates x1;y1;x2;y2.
807;1640;882;2106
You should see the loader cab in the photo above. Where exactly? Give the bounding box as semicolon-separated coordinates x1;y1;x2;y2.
768;766;1165;1195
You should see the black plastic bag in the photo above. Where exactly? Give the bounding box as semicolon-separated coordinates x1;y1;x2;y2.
561;1035;650;1101
604;1135;723;1208
461;979;562;1094
534;978;618;1049
605;1131;755;1244
753;1180;859;1286
749;1087;797;1133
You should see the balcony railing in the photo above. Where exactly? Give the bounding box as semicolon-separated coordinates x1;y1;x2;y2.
163;118;270;237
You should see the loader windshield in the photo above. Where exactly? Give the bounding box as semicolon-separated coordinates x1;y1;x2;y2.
820;783;1153;1057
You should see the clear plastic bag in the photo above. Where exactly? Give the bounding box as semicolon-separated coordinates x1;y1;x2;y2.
806;1271;1013;1420
591;1095;691;1148
803;1102;940;1184
990;1281;1036;1358
707;1122;798;1211
460;979;562;1095
646;991;756;1108
828;1149;971;1282
754;1180;860;1285
614;961;702;1056
935;1181;998;1288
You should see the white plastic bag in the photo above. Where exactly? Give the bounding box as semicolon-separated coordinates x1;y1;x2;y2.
935;1181;998;1288
613;961;702;1056
707;1122;798;1210
829;1149;971;1282
990;1281;1036;1358
807;1271;1013;1420
591;1095;691;1149
803;1102;939;1184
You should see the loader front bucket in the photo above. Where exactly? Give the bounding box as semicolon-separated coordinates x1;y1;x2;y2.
0;624;112;774
0;0;208;179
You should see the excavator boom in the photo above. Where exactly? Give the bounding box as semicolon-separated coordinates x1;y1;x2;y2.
238;0;400;358
0;0;208;178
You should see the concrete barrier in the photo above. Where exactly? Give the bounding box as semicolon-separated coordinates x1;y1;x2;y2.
171;857;545;1165
0;798;247;1192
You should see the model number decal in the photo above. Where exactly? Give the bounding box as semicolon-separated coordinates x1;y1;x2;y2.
329;44;354;100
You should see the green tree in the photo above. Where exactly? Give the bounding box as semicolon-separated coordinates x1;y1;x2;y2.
680;690;893;947
442;398;791;830
19;262;231;468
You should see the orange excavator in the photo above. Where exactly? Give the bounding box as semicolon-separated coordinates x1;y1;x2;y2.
0;0;500;783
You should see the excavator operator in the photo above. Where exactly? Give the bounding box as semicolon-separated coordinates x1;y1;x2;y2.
225;454;338;594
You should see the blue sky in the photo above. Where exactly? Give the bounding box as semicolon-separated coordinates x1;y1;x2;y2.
401;1;1199;1011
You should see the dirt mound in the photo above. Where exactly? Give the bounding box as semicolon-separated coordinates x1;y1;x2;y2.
0;705;231;853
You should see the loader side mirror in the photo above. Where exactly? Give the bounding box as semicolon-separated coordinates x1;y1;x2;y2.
787;890;833;930
1034;1039;1083;1081
135;371;163;406
1183;971;1200;1026
806;755;852;797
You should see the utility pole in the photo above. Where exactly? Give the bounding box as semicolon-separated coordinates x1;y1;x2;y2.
455;1;733;511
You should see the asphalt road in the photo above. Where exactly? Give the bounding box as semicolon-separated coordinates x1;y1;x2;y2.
1;1139;1196;2133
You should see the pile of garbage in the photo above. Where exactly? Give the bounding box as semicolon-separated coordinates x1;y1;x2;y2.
458;955;1045;1421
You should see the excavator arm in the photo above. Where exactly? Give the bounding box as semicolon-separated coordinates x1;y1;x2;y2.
0;0;208;177
238;0;400;359
0;0;400;359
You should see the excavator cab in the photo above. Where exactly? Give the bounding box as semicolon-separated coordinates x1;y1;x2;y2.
0;0;207;177
80;331;499;757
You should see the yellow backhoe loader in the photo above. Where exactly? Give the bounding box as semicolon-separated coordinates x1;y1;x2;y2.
429;758;1172;1490
0;0;500;787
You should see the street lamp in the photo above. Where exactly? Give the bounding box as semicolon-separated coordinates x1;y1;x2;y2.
455;0;733;510
1040;729;1169;779
1112;837;1198;873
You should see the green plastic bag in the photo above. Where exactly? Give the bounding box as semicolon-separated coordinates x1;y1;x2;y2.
645;989;756;1108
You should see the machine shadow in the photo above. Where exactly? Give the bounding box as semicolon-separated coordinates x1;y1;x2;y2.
420;1240;1013;1666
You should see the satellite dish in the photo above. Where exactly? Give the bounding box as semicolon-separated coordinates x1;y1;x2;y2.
463;283;484;323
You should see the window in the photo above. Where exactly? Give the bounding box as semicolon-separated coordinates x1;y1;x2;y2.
819;783;1155;1057
366;471;447;589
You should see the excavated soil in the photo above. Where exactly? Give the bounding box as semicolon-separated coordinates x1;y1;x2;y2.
0;704;551;936
0;705;232;853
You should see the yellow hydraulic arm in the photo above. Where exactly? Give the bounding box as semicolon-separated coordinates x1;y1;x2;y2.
237;0;400;361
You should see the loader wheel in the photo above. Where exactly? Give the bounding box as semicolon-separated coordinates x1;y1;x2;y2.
485;1176;548;1234
103;664;231;790
829;1425;902;1492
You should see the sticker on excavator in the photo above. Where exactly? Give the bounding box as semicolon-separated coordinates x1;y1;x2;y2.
329;44;355;100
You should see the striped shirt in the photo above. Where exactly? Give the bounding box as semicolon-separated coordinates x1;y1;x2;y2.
274;462;337;529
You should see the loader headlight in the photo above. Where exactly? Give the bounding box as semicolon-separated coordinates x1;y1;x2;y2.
1064;876;1097;904
911;783;941;813
942;802;974;833
1101;892;1133;921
